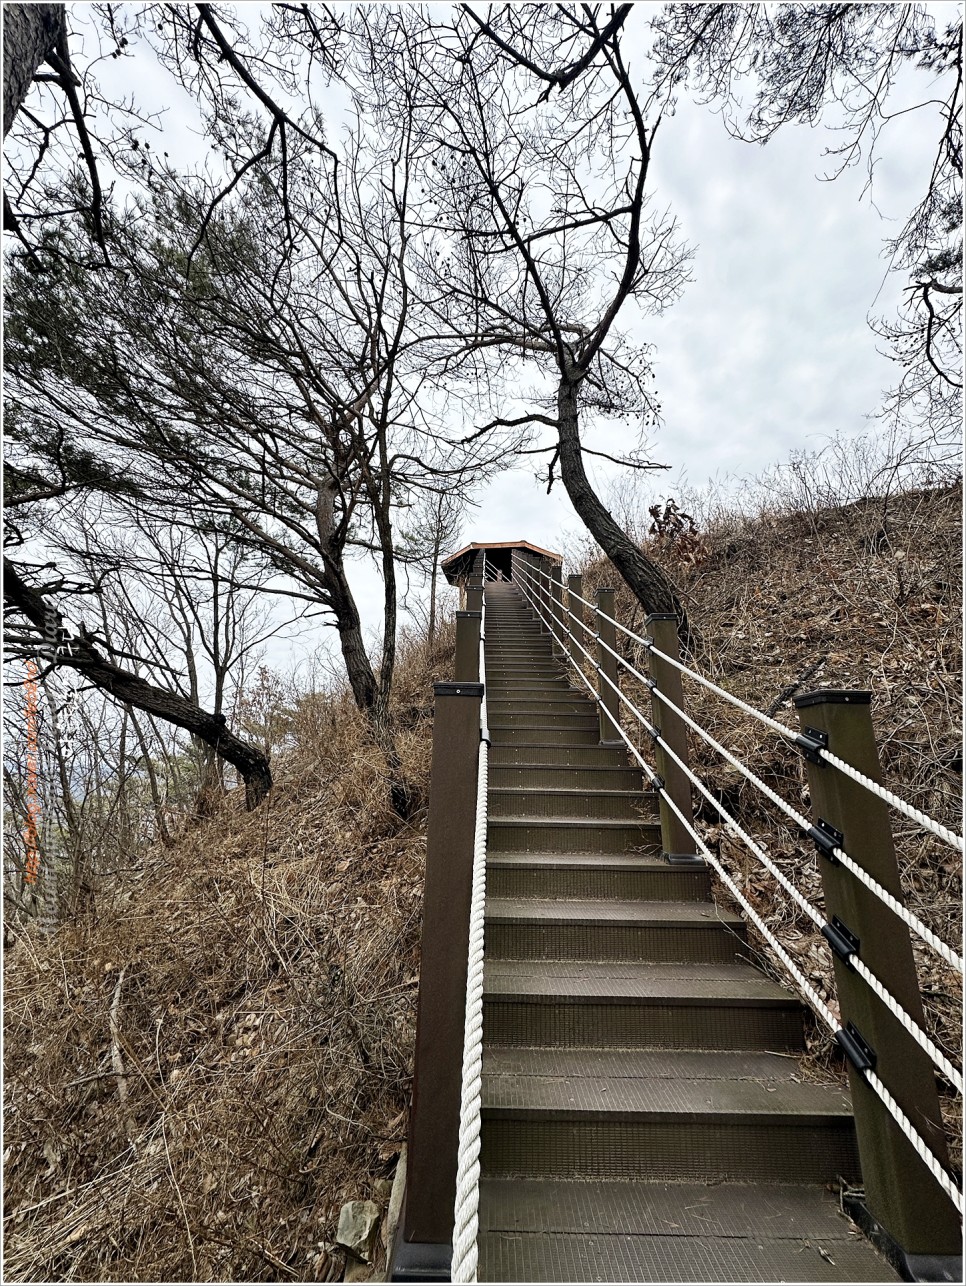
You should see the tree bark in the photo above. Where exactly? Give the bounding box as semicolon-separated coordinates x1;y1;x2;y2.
326;561;380;712
4;559;272;809
2;3;65;139
556;378;690;633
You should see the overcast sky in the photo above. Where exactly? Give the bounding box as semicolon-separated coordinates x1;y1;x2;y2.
71;2;956;672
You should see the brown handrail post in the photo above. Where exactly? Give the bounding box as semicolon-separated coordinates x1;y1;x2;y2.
646;614;699;864
794;689;961;1275
537;557;550;632
391;680;482;1281
595;588;621;744
526;554;544;631
549;564;565;658
454;611;481;682
465;576;483;615
567;574;586;672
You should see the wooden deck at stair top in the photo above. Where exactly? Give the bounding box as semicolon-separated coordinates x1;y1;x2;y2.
476;580;899;1283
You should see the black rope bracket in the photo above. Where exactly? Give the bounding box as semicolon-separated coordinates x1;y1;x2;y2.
835;1021;877;1080
795;726;829;764
822;915;860;969
809;817;844;862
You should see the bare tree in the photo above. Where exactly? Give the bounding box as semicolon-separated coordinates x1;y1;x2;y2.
2;3;343;267
4;558;274;809
5;85;502;813
398;489;468;647
362;5;693;627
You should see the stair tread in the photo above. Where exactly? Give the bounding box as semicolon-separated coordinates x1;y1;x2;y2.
482;1047;808;1080
486;852;684;870
480;1221;897;1283
491;741;622;748
479;1177;884;1243
493;756;637;766
480;1232;897;1285
486;897;741;926
490;816;658;829
484;958;792;1003
490;715;597;722
482;1061;852;1119
490;787;652;799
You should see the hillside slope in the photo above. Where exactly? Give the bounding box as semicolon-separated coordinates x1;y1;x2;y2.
4;630;454;1283
4;480;962;1281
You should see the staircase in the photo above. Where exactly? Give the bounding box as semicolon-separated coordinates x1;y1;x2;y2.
476;581;899;1283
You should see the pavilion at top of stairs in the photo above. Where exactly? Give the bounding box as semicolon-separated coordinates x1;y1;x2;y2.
441;539;562;593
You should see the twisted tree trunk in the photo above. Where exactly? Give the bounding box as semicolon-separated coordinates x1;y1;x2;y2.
4;560;273;809
556;378;689;634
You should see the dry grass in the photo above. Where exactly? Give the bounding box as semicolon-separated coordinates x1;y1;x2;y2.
578;478;963;1169
3;622;457;1283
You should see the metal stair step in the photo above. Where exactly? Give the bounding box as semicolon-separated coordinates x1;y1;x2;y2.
488;817;662;853
491;764;643;789
486;852;708;900
482;1046;852;1122
479;1173;895;1241
490;744;633;767
480;1050;859;1181
480;1121;860;1185
485;645;556;653
487;693;577;704
489;703;597;720
487;659;559;669
484;898;747;962
486;675;568;685
482;1046;804;1080
485;679;573;690
479;1047;859;1182
483;959;804;1049
490;713;599;725
478;1180;898;1282
489;724;602;745
489;788;657;821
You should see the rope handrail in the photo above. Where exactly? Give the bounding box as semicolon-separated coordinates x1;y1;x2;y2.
522;559;964;854
520;563;965;974
514;563;964;1092
816;745;965;853
646;678;965;975
514;563;964;1214
452;557;489;1284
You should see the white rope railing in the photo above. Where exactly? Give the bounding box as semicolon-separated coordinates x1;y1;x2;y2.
515;562;964;1093
452;561;490;1284
513;561;966;1181
645;678;965;975
525;560;964;854
817;746;965;852
641;716;964;1212
829;845;964;975
637;685;964;1093
572;598;966;975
